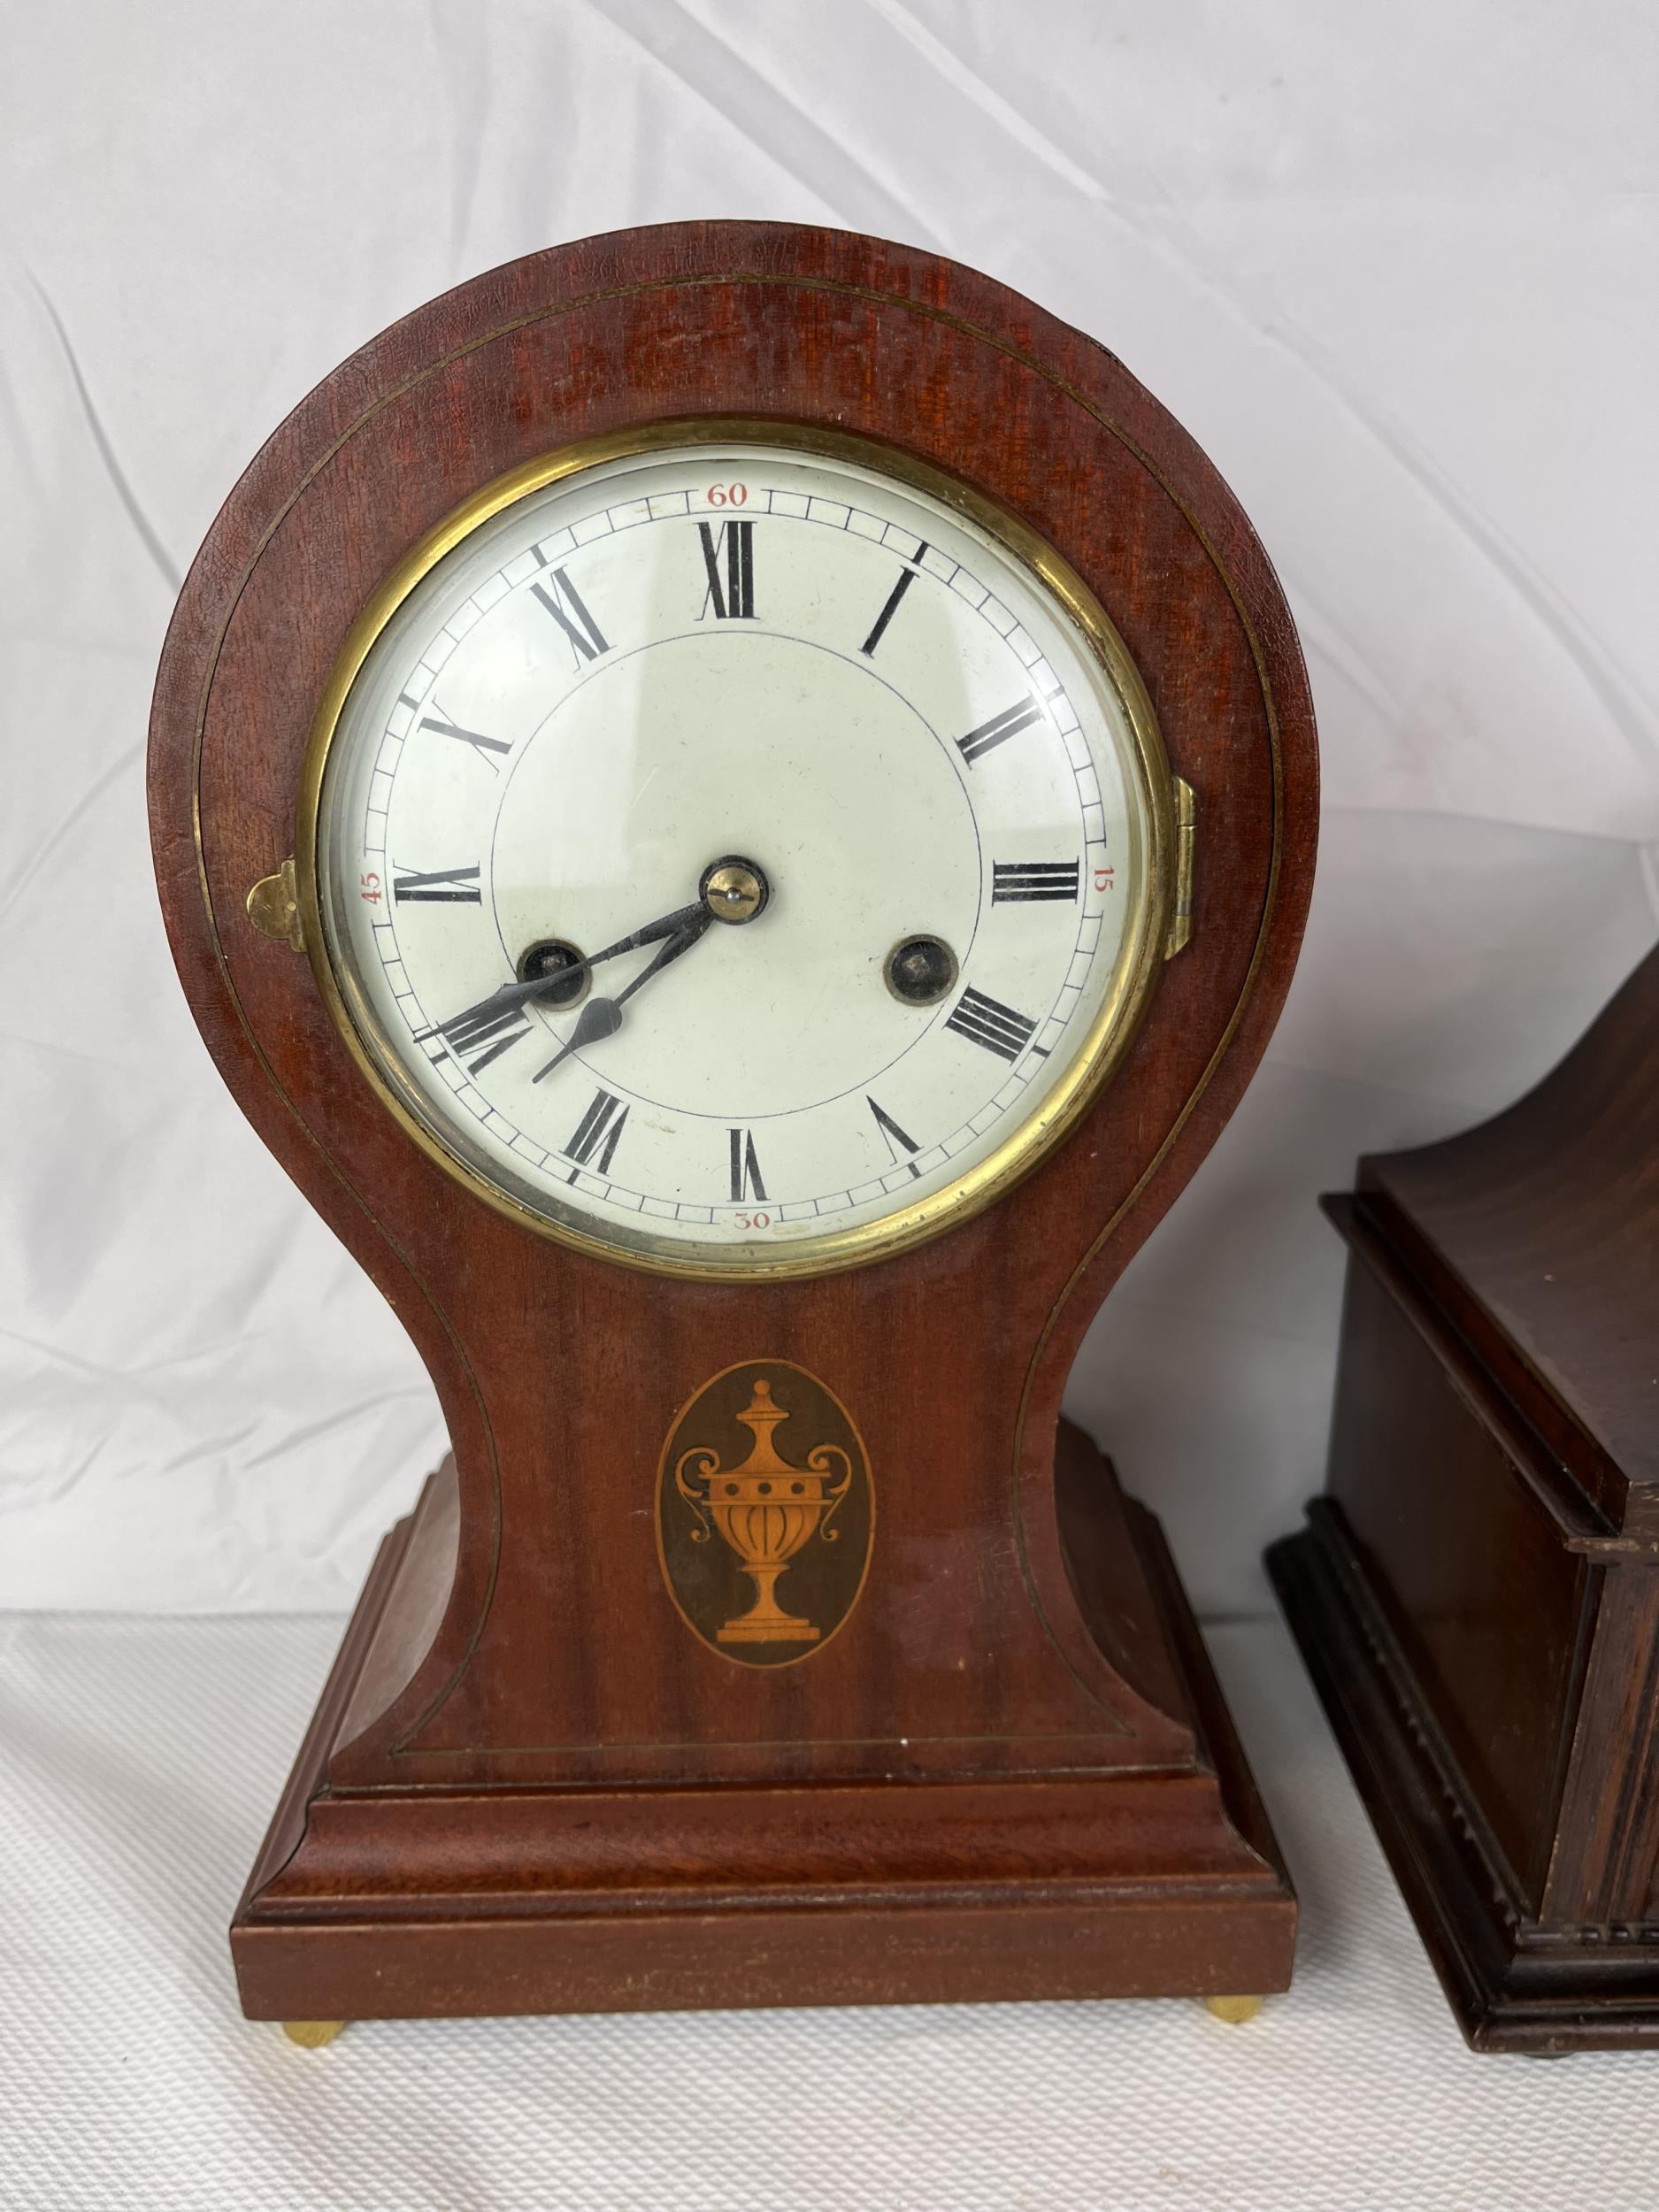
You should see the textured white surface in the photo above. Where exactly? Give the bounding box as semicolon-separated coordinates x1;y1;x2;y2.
1;1;1656;1612
2;1611;1653;2212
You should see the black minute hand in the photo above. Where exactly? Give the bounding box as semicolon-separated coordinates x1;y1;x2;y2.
531;908;715;1086
412;899;706;1048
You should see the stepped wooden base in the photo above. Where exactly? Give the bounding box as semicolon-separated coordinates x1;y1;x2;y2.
1271;1507;1659;2054
233;1467;1295;2024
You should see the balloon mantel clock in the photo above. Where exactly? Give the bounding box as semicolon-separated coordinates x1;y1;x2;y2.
149;224;1317;2038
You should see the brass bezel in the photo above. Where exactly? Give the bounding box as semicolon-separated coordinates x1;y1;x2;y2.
296;417;1177;1281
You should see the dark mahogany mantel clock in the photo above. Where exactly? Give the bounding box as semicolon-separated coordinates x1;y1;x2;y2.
148;222;1317;2041
1272;945;1659;2052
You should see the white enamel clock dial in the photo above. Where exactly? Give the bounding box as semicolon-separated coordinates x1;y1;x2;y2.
311;434;1167;1274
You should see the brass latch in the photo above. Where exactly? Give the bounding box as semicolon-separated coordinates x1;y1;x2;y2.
246;856;305;952
1164;778;1195;959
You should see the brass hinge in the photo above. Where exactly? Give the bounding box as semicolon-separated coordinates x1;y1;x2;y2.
1164;777;1195;959
245;856;305;953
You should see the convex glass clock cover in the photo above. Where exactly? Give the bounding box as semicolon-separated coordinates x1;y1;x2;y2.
308;426;1173;1276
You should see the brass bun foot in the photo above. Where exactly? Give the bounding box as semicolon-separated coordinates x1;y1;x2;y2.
281;2020;348;2048
1203;1994;1264;2024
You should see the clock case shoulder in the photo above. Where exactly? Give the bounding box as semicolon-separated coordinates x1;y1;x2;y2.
149;220;1318;2018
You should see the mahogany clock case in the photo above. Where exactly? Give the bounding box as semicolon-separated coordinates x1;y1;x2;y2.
149;222;1318;2023
1271;945;1659;2052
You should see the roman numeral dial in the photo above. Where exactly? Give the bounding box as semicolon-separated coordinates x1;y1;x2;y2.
729;1128;767;1202
419;1000;534;1078
531;564;610;669
394;864;481;904
868;1096;922;1178
945;987;1040;1063
564;1089;629;1177
326;438;1148;1267
698;520;756;619
860;544;926;656
992;861;1079;904
958;696;1042;767
419;710;510;769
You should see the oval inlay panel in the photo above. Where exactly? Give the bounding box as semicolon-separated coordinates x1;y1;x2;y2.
656;1359;874;1669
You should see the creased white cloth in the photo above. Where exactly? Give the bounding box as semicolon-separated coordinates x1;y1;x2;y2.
0;1613;1652;2212
0;1;1655;1613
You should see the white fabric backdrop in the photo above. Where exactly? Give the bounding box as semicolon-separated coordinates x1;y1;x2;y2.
2;0;1655;1614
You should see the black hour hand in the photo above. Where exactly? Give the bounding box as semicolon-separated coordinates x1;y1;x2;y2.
532;910;713;1085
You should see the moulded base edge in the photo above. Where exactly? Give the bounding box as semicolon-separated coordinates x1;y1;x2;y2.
1270;1504;1659;2054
